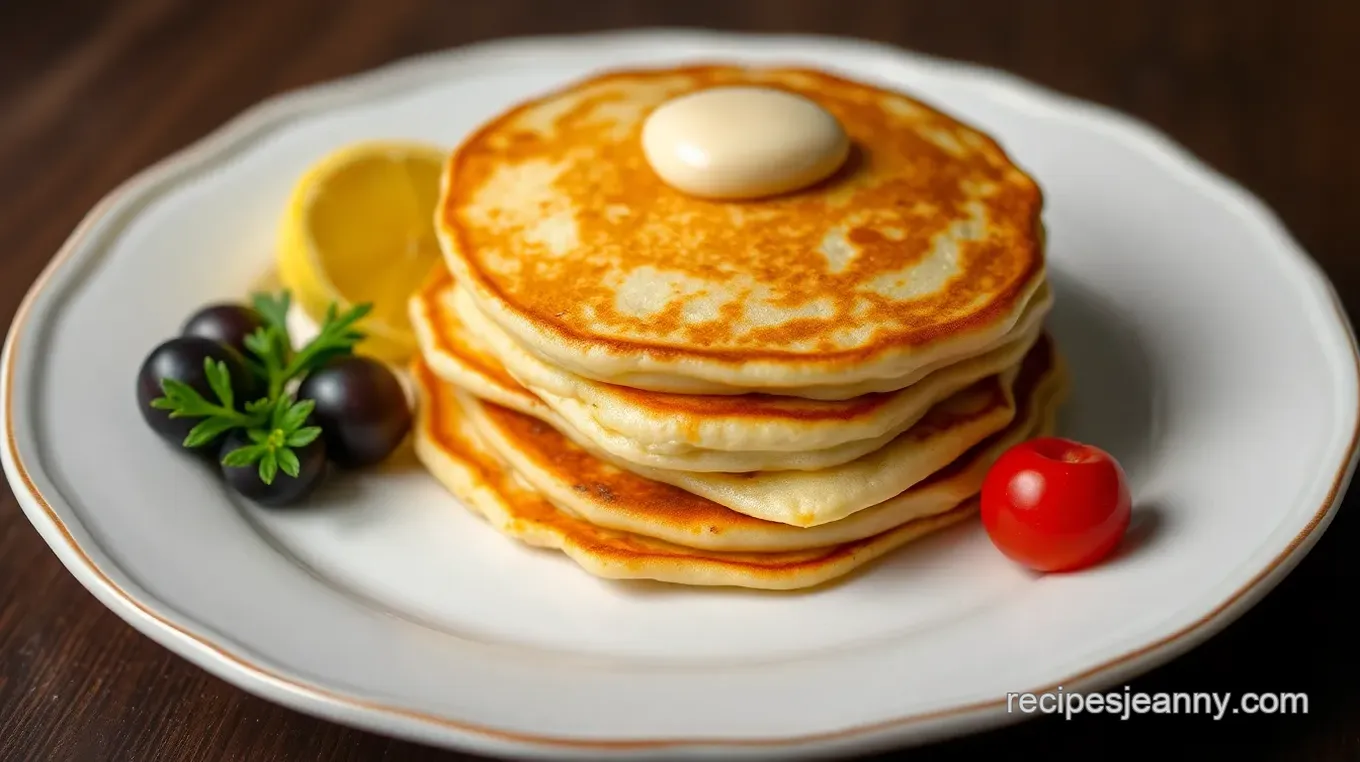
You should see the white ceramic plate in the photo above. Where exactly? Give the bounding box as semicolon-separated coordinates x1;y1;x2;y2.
3;29;1357;760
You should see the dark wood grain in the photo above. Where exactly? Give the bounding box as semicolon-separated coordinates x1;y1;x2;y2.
2;1;1358;760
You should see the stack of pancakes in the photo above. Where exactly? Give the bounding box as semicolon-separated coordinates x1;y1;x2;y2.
408;65;1064;590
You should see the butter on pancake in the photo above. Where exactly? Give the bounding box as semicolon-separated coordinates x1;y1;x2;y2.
640;85;851;200
437;65;1046;394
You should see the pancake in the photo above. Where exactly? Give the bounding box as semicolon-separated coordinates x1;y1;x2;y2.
412;266;1033;475
412;259;1059;526
453;353;1065;552
452;336;1054;527
413;269;1056;528
412;267;1037;472
437;64;1046;395
411;357;986;590
426;270;1048;472
409;268;551;415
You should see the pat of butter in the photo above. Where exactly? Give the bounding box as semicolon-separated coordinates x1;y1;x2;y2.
641;86;850;200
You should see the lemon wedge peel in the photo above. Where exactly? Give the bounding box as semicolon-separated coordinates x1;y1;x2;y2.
276;140;448;364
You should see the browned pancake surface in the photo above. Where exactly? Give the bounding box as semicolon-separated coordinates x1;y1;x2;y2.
441;65;1044;375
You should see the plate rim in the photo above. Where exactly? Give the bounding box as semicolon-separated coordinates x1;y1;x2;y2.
3;27;1359;759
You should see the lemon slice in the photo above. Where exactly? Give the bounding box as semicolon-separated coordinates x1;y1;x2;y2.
276;140;447;363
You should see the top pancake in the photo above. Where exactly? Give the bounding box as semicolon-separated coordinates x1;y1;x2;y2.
438;64;1046;394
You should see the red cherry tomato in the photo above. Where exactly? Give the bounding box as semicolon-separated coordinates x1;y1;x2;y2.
980;436;1131;572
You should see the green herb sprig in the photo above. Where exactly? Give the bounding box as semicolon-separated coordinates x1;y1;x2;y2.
151;290;372;484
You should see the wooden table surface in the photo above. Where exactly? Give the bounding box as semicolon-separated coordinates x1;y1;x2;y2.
2;1;1358;759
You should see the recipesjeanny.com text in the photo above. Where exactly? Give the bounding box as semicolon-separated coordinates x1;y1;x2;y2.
1006;687;1308;720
